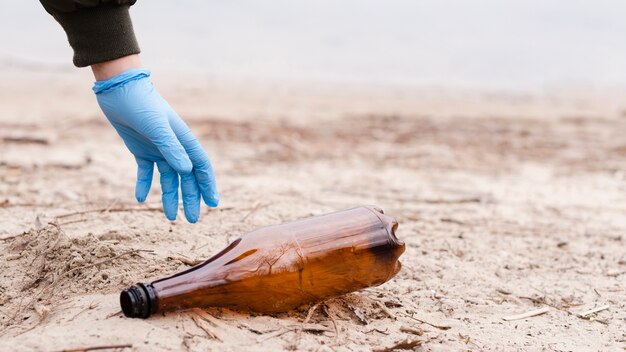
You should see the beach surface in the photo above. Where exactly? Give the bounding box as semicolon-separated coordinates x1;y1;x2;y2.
0;67;625;351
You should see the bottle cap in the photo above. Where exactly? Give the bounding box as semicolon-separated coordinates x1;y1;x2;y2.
120;283;156;318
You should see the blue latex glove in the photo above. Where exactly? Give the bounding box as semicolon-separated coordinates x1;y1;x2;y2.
93;68;219;223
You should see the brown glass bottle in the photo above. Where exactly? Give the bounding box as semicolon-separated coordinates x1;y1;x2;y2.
120;206;405;318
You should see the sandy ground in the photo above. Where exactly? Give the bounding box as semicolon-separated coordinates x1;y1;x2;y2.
0;67;625;351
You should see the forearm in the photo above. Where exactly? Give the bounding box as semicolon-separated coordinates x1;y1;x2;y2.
39;0;140;67
92;54;143;81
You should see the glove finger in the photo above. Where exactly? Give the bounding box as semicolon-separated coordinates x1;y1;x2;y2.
195;165;219;207
141;114;193;174
135;158;154;203
156;161;179;221
180;172;201;223
167;109;219;207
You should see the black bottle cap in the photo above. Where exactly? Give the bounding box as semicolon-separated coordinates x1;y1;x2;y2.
120;283;156;318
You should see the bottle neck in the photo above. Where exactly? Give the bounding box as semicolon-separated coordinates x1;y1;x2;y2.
120;283;157;318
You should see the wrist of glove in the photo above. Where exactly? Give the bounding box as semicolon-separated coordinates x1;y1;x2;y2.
93;68;219;223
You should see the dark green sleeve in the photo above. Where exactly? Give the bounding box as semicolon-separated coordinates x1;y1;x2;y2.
40;0;140;67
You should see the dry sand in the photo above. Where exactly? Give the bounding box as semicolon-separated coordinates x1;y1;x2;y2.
0;68;625;351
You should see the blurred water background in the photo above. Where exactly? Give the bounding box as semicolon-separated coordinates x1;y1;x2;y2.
1;0;626;90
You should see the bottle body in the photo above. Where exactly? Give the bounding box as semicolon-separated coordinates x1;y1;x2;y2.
121;206;405;318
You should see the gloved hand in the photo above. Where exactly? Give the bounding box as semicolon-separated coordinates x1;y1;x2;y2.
93;68;219;223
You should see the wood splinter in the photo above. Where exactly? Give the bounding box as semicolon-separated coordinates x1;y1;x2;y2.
577;304;609;318
55;344;132;352
502;307;550;321
191;315;222;342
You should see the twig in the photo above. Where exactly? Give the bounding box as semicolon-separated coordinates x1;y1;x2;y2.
0;200;55;208
105;310;123;319
2;136;49;145
303;303;320;325
0;308;10;319
400;325;424;336
238;323;279;335
56;207;162;219
373;339;421;352
289;323;333;333
0;233;27;241
67;301;99;322
323;304;339;340
57;218;88;226
45;163;86;170
257;328;294;342
405;313;451;330
496;288;512;295
292;303;320;349
182;332;194;351
365;328;389;335
191;308;223;328
351;306;369;325
577;305;609;318
258;323;332;343
376;301;396;320
444;240;464;258
459;333;485;352
517;296;609;325
55;344;132;352
240;202;266;222
440;218;466;225
423;197;482;204
191;315;222;341
101;199;120;214
502;307;550;321
169;255;204;266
